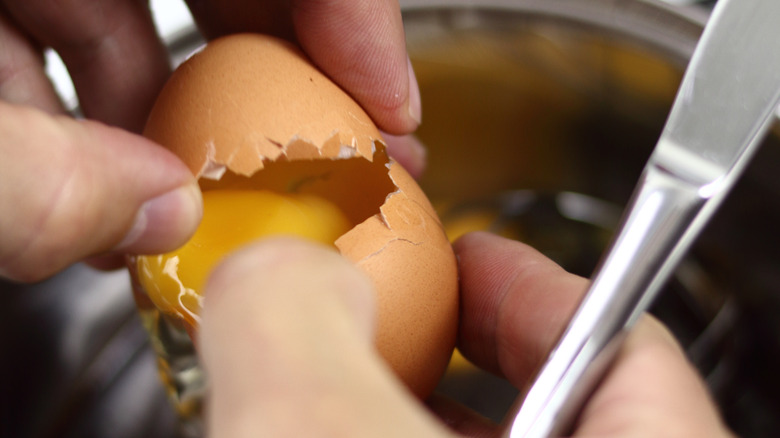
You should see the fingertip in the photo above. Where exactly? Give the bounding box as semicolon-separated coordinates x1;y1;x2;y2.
199;237;445;438
382;133;427;179
406;55;422;126
290;0;419;135
113;182;203;254
452;231;529;281
359;53;422;135
453;231;587;384
452;230;499;252
203;238;376;336
0;105;203;281
627;315;686;358
197;238;380;419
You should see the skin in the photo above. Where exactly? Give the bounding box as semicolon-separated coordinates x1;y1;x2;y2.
1;1;733;436
200;235;736;438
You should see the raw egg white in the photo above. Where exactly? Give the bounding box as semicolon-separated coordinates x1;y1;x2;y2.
132;33;458;399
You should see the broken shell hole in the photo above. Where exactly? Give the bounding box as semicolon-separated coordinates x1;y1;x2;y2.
197;146;398;228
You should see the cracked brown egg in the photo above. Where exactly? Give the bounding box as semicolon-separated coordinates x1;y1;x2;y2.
131;33;458;399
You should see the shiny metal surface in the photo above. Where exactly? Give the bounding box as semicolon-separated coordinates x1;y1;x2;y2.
505;0;780;436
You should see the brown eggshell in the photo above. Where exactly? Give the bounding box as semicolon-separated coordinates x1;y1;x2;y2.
142;33;458;399
143;33;381;177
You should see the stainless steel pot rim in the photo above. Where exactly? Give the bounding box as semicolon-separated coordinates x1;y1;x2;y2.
400;0;708;24
400;0;709;64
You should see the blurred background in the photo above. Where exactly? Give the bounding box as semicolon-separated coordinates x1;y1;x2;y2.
3;0;779;437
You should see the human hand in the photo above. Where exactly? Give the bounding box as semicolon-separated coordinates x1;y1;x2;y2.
0;0;422;281
198;233;735;437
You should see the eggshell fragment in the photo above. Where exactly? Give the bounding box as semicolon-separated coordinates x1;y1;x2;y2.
141;33;459;399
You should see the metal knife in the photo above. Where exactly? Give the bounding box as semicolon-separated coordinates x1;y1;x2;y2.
504;0;780;436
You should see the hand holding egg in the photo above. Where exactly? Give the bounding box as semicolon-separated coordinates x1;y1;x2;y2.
0;0;421;281
132;33;458;399
198;232;734;437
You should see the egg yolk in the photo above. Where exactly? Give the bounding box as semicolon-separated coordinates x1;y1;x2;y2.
136;189;351;325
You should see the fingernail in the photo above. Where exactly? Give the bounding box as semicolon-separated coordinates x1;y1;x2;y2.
115;184;203;252
406;56;422;125
405;135;427;179
407;134;427;167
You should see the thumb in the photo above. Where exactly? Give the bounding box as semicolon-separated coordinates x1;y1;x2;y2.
199;238;450;438
0;103;202;282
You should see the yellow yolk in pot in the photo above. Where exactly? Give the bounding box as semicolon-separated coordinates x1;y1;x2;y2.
136;189;351;326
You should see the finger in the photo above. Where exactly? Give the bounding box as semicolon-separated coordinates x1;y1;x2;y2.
575;316;734;437
3;0;170;132
453;231;587;387
455;232;732;437
199;238;451;438
185;0;421;135
0;11;64;113
291;0;421;134
0;103;202;283
381;132;427;179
